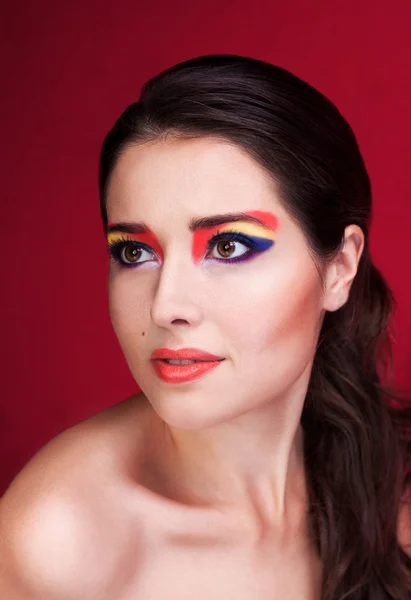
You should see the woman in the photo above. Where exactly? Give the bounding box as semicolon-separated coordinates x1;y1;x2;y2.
1;54;411;599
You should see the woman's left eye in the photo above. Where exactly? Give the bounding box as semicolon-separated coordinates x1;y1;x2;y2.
205;232;257;263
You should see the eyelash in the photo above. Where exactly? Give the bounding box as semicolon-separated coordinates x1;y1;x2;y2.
107;230;263;269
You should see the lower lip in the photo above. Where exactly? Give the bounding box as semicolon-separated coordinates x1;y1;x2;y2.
151;359;223;384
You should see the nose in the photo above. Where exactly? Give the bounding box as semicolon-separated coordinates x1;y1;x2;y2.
150;257;203;329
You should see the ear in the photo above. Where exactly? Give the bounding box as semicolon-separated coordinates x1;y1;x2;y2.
322;225;365;312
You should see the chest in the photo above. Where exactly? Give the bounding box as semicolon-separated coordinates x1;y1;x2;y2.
119;537;323;600
96;451;322;599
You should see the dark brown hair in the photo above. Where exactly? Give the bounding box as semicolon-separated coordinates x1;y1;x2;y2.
99;54;411;599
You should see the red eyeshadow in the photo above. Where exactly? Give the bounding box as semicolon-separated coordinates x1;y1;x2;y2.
191;210;278;264
107;223;164;261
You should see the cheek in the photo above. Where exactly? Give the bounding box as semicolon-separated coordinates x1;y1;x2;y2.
108;275;151;342
216;265;324;366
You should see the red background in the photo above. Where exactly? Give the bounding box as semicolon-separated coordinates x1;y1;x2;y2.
1;0;411;496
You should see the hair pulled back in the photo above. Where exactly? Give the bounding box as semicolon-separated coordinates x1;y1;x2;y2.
99;54;411;599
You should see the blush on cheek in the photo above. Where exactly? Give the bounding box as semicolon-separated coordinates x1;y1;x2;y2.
233;267;323;369
266;280;324;359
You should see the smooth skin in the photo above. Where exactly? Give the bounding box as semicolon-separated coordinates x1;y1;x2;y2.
1;137;410;599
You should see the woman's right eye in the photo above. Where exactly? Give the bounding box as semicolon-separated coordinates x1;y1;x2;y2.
108;241;155;269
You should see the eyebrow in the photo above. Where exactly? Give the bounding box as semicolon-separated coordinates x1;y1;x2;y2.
107;212;273;234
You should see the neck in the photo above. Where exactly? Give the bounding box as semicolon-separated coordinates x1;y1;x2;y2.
147;391;309;538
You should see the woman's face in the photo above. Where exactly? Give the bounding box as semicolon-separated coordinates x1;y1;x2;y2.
106;137;327;429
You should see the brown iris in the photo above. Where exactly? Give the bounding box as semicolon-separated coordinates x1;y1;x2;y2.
124;245;142;263
217;240;235;258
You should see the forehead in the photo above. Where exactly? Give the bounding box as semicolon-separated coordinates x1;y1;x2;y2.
106;137;288;222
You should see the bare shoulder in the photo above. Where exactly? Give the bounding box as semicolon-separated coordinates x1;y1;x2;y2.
0;393;148;599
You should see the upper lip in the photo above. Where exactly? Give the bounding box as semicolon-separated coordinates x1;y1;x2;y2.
151;348;224;361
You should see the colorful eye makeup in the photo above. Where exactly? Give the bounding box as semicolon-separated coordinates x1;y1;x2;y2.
191;210;278;265
107;227;164;269
107;210;278;269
